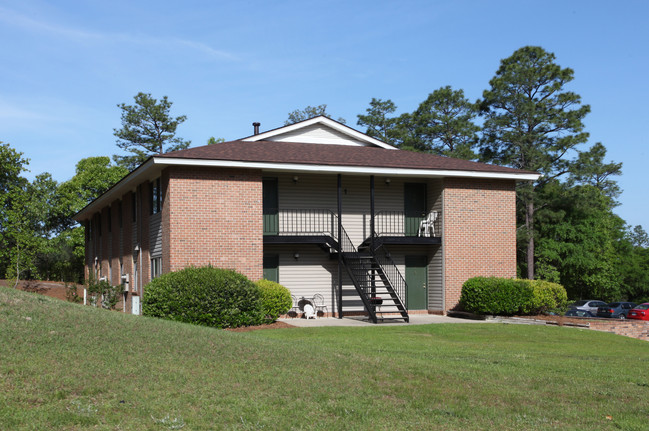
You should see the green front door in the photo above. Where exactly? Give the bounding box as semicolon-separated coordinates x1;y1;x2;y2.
404;183;427;236
263;178;278;235
405;255;427;310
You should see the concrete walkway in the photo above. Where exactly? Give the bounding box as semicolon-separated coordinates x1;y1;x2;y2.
279;314;488;327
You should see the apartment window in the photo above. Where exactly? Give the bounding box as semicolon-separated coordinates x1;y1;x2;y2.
97;215;102;237
107;209;112;233
151;178;161;214
151;257;162;279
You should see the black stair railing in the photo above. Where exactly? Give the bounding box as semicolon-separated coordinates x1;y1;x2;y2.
370;233;408;312
335;222;380;322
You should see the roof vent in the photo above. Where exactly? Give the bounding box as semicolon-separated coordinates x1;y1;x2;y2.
252;122;261;135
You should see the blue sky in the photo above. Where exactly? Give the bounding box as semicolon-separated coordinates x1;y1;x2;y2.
1;0;647;229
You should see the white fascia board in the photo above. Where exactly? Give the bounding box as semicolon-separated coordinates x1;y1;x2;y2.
153;157;541;181
73;159;157;221
242;116;397;150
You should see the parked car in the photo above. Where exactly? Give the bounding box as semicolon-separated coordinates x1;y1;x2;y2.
596;302;637;319
628;303;649;321
570;300;607;314
565;308;595;317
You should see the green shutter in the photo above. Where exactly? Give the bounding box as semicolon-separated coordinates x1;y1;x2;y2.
263;177;279;235
263;254;279;282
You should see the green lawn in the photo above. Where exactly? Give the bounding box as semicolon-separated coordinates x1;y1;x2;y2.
1;286;647;430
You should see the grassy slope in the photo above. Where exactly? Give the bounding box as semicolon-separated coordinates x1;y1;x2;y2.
1;287;647;431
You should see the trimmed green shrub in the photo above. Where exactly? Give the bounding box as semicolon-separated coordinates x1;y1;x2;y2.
85;276;121;310
142;266;265;328
460;277;530;315
256;279;292;322
520;280;568;315
460;277;568;316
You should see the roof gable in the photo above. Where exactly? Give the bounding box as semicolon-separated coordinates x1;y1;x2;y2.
241;116;396;149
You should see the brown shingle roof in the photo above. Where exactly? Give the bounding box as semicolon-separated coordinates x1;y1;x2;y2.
160;140;534;175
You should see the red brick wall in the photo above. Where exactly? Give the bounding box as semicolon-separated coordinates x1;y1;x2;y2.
589;320;649;341
443;178;517;311
165;166;263;280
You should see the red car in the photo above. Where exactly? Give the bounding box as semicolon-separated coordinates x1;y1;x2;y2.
627;303;649;321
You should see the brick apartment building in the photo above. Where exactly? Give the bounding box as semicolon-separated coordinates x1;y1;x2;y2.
74;116;538;322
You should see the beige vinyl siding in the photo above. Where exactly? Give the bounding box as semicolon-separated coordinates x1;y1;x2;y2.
266;245;338;313
149;212;162;258
428;245;443;311
267;124;371;146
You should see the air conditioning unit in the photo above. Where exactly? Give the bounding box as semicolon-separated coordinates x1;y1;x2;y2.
121;274;129;292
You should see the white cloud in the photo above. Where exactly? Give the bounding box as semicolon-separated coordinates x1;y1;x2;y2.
0;5;238;61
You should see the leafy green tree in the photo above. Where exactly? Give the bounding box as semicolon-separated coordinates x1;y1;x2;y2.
569;142;623;201
356;98;400;145
410;86;480;159
3;174;58;285
0;143;30;279
207;137;225;145
113;92;190;171
614;225;649;302
535;183;621;301
480;46;591;279
58;157;128;224
285;104;346;125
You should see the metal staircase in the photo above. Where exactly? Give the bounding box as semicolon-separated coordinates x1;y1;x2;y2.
337;225;409;323
267;208;409;323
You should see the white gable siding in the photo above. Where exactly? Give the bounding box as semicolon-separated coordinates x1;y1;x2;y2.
266;124;372;147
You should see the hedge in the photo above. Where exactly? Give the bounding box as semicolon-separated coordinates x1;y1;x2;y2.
459;277;567;316
142;266;265;328
256;279;292;321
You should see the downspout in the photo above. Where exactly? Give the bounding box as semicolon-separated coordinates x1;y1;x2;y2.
337;173;343;319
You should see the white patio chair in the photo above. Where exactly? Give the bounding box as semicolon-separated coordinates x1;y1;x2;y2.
303;303;317;319
418;211;438;237
312;293;328;317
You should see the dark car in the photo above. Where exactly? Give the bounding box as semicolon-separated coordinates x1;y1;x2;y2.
565;309;595;317
596;302;637;319
628;303;649;321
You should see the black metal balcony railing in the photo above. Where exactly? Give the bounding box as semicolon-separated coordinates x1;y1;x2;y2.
264;209;441;238
375;210;441;237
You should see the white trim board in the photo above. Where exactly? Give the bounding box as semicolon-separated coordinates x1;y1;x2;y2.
154;157;540;181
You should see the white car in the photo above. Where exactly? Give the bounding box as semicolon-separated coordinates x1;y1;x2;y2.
571;300;607;314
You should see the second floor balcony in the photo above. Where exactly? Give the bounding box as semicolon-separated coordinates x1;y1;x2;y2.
263;208;441;247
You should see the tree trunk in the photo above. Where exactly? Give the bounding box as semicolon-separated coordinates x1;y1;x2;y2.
526;201;535;280
13;242;20;289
